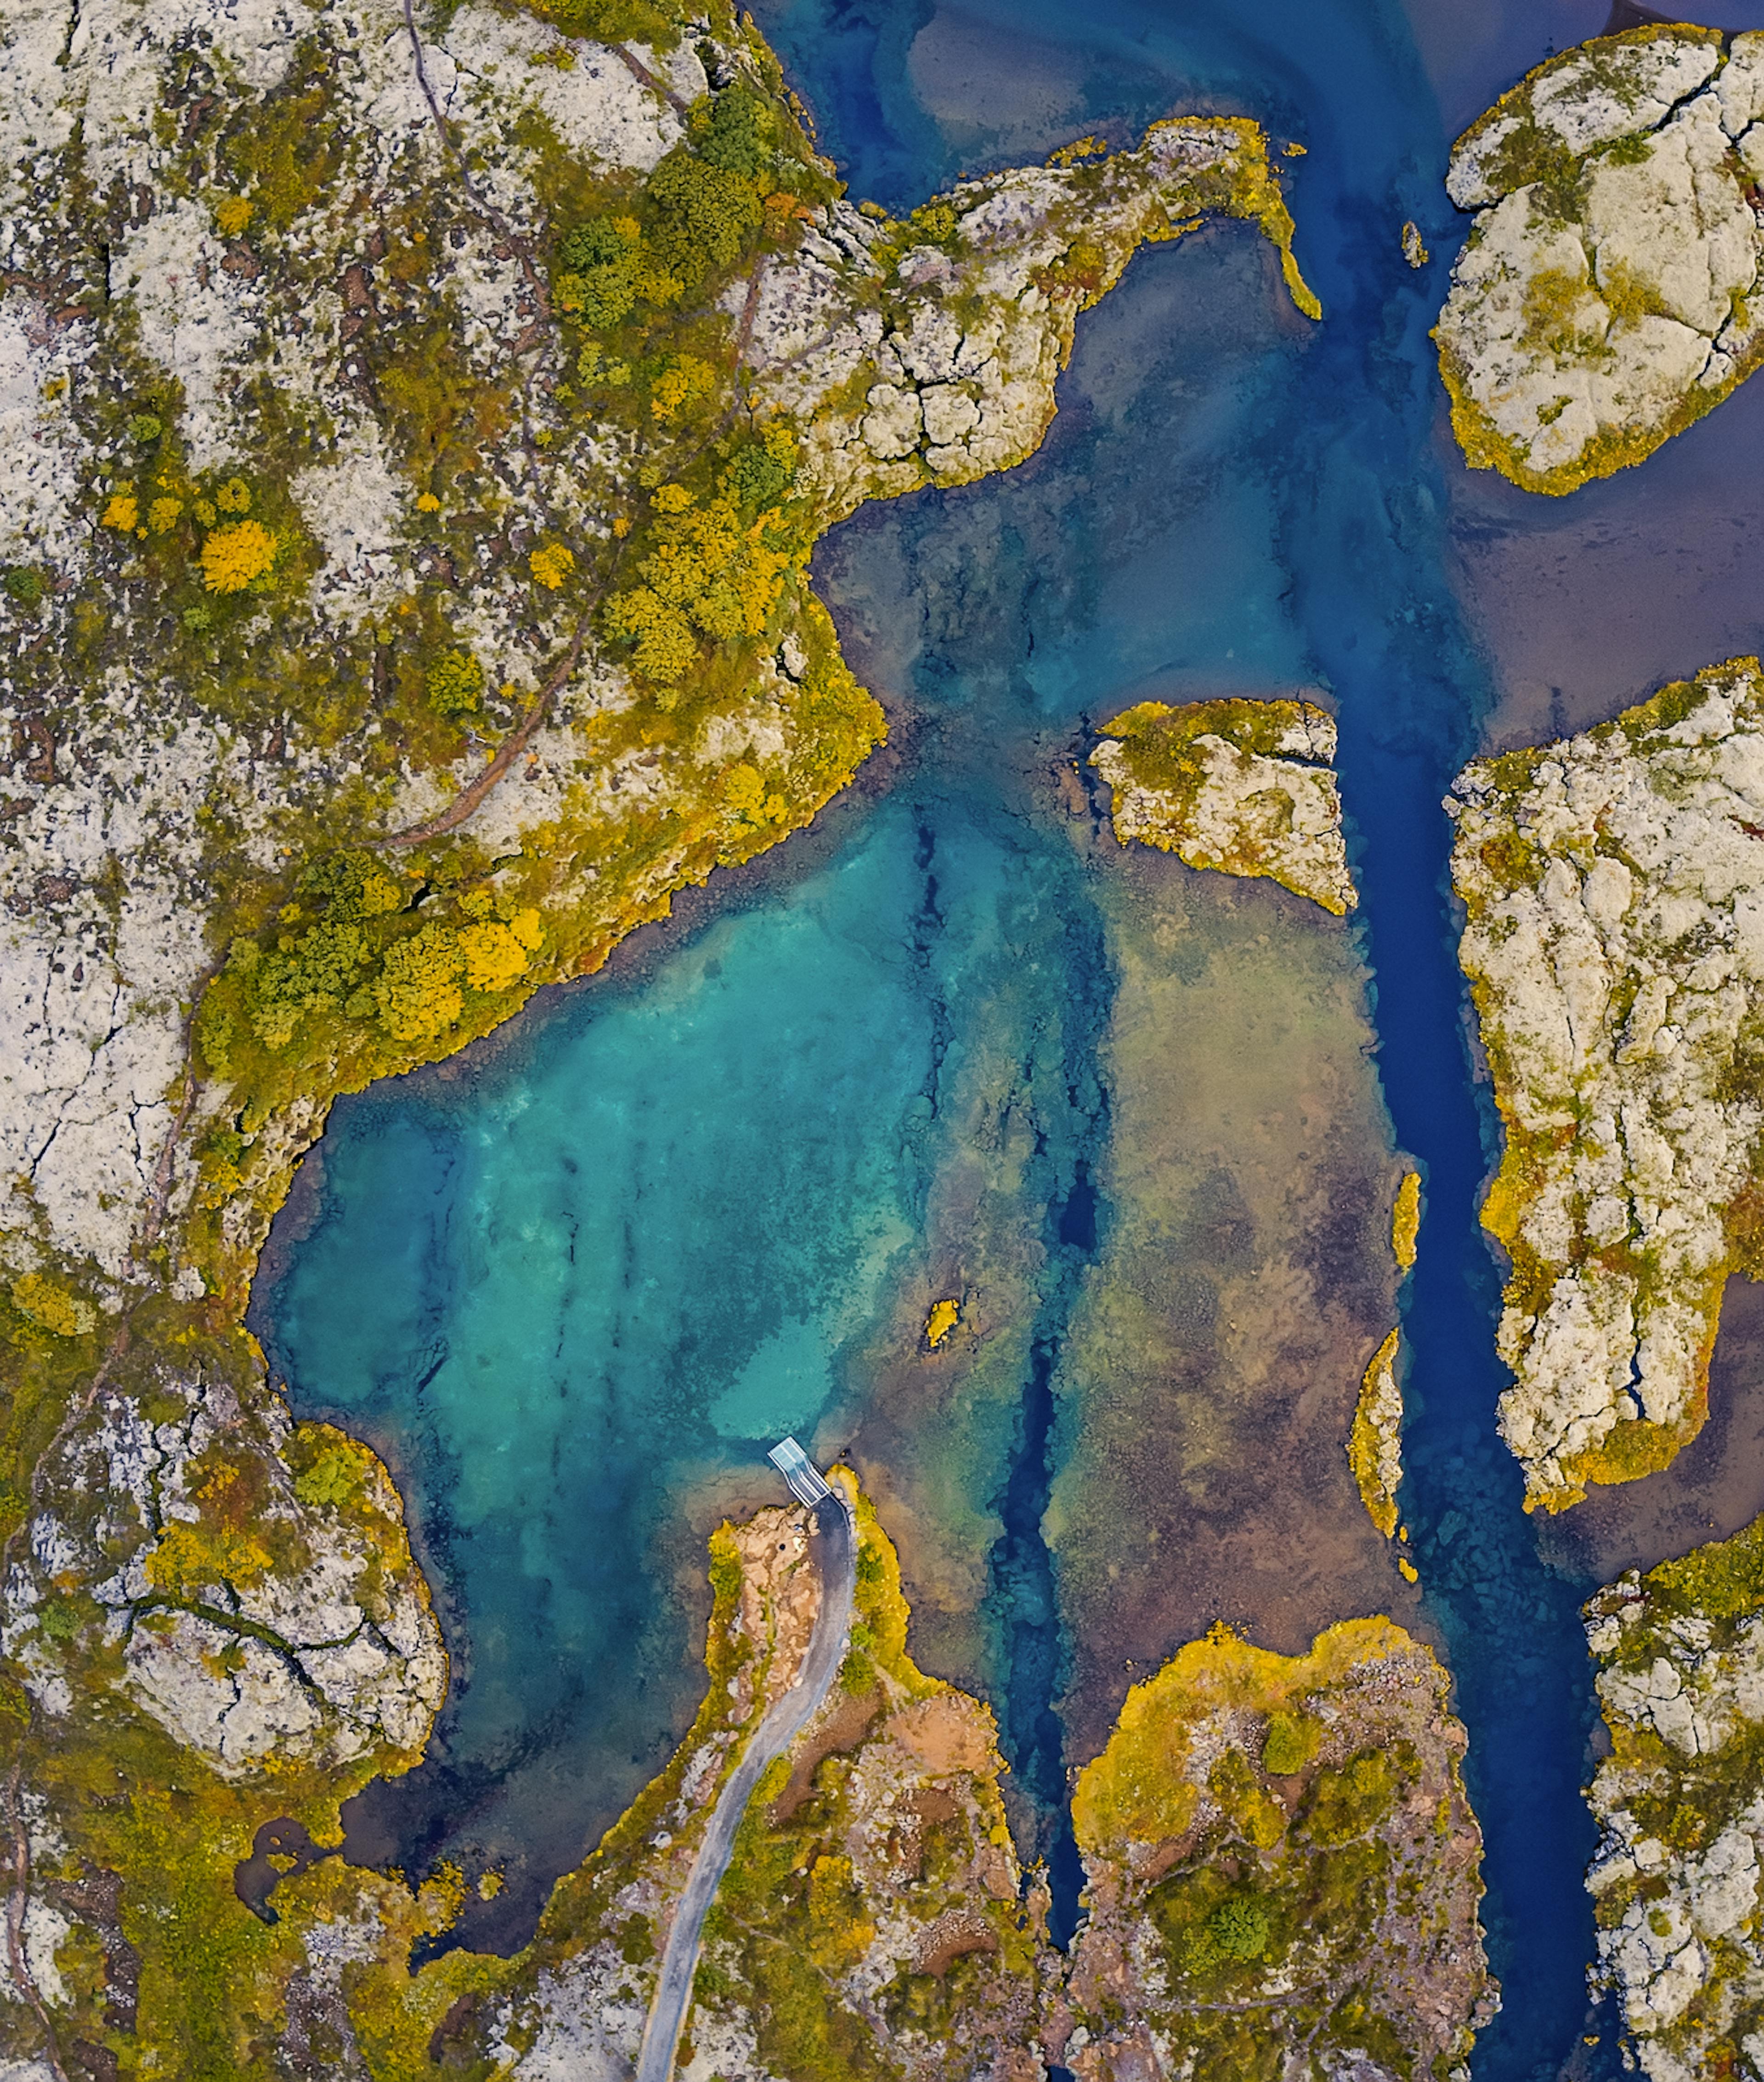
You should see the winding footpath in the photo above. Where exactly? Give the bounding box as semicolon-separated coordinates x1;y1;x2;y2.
634;1486;857;2082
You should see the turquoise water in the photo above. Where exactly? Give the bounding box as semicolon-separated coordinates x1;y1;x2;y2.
254;0;1764;2068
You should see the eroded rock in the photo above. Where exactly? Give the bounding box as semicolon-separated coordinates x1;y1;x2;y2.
1063;1618;1494;2080
1585;1513;1764;2076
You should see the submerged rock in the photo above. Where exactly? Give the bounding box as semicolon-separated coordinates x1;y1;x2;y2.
1436;25;1764;494
1585;1513;1764;2078
1090;696;1357;915
1062;1617;1495;2080
1449;657;1764;1509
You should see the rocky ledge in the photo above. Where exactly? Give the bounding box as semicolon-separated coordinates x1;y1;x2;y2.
1436;25;1764;494
1059;1617;1494;2080
1449;658;1764;1509
1585;1512;1764;2082
1090;696;1357;915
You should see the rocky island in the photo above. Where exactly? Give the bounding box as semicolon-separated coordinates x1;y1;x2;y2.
1584;1511;1764;2082
1436;24;1764;495
0;0;1330;2064
1449;657;1764;1510
1090;697;1356;915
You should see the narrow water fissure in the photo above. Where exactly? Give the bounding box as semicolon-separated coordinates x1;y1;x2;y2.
1342;737;1619;2081
982;872;1115;1952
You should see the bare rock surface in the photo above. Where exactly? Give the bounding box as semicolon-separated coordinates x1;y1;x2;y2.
1450;657;1764;1509
1436;24;1764;494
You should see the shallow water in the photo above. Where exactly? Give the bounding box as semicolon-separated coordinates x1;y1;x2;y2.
254;0;1764;2067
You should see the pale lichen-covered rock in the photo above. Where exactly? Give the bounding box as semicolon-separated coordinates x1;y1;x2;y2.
1435;25;1764;494
1;1365;445;1779
1584;1514;1764;2077
0;0;1329;2060
1448;658;1764;1507
1089;696;1357;914
1063;1618;1494;2080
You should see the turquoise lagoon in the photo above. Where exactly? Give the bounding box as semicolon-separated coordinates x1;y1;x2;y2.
255;0;1764;2069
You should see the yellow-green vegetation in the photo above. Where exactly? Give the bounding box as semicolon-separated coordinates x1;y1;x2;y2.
1448;659;1764;1508
0;1319;458;2080
1392;1168;1421;1271
1091;695;1356;914
687;1477;1046;2082
1067;1618;1493;2080
1583;1510;1764;2073
1347;1327;1404;1539
196;1478;1043;2078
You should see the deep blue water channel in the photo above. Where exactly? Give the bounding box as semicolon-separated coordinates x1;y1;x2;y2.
250;0;1764;2071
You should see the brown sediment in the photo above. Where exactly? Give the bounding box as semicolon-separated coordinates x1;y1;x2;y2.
1049;846;1417;1760
769;1685;882;1823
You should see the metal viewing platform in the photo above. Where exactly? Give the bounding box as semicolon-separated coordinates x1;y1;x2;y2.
767;1436;832;1508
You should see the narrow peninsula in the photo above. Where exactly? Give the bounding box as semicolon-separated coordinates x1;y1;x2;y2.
1449;658;1764;1509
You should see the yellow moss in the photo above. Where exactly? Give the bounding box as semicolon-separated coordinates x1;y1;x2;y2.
101;493;138;531
652;482;694;513
925;1297;960;1349
213;194;254;237
1072;1617;1418;1854
144;1519;274;1594
509;907;545;951
201;519;277;593
415;491;442;512
1391;1170;1421;1271
147;495;183;533
1398;1557;1419;1583
1347;1327;1402;1539
459;919;531;994
529;541;574;590
374;923;465;1041
10;1272;96;1337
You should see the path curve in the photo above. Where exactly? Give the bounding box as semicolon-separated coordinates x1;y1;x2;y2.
634;1488;856;2082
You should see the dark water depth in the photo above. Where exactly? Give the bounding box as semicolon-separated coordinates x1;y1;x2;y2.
251;0;1764;2071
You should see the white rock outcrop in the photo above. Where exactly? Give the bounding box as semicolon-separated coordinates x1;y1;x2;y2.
1090;696;1357;914
1585;1525;1764;2076
1436;25;1764;493
1449;657;1764;1507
